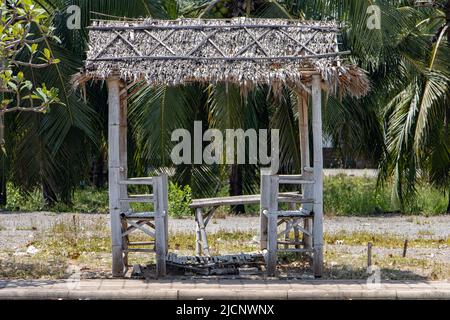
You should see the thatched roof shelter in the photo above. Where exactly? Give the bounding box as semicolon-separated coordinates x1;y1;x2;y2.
78;18;370;278
77;18;369;97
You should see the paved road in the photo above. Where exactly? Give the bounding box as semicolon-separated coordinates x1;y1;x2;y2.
0;279;448;299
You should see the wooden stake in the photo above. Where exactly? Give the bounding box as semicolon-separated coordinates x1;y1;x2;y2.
403;239;408;258
367;242;373;267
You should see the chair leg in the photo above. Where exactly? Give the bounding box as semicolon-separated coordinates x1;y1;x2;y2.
267;214;278;276
155;215;166;277
196;209;210;256
195;209;202;255
121;218;129;268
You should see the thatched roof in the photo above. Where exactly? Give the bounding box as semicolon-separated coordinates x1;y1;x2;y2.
78;18;369;97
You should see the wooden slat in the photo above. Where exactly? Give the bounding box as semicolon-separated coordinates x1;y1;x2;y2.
124;248;155;253
189;192;306;208
127;241;155;246
119;194;154;202
119;177;154;185
121;211;155;219
278;175;315;184
277;248;314;253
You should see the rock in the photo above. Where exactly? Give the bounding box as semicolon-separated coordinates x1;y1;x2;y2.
26;245;39;255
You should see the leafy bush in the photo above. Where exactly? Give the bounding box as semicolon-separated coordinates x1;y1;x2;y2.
168;182;192;218
3;183;44;212
324;175;391;215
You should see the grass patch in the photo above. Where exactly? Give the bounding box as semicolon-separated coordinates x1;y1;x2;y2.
323;247;450;280
324;175;449;216
324;231;449;248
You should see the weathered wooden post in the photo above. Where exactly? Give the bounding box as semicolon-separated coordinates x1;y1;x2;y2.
311;74;324;277
107;76;125;277
266;174;279;276
154;175;167;277
297;90;313;250
260;169;270;250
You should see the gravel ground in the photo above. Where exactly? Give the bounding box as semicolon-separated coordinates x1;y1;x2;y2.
0;212;449;251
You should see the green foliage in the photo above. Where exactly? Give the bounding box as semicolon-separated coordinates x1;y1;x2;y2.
324;175;449;216
3;183;45;211
2;177;447;216
0;0;62;113
324;175;391;215
168;182;192;218
1;181;194;217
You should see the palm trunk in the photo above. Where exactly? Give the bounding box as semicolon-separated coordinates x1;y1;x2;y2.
447;190;450;214
446;0;450;214
91;152;106;188
43;182;57;207
229;164;245;214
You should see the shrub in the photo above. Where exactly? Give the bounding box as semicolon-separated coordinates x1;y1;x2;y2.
168;182;192;218
3;183;44;212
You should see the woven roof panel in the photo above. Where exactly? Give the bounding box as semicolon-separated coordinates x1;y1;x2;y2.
81;18;368;97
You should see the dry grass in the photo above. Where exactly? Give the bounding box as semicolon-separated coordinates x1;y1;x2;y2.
324;231;449;248
0;216;448;280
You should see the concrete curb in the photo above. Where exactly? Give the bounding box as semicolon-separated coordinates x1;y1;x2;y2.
1;288;449;300
1;280;449;300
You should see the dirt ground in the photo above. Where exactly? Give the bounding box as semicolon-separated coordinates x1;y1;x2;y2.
0;212;449;280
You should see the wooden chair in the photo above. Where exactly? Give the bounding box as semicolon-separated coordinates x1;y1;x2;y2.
260;170;321;276
118;174;168;277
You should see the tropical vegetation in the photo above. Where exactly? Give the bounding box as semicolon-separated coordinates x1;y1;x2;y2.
0;0;449;213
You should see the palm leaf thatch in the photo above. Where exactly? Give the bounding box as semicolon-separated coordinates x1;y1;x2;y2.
75;17;369;97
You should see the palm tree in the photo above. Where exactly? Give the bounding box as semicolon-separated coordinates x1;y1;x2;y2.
12;0;446;214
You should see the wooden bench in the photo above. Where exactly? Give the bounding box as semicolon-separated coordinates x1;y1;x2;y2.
189;192;313;256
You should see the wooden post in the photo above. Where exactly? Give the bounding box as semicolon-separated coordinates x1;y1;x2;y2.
161;173;169;252
196;208;210;256
297;90;313;250
195;208;202;255
119;86;129;213
107;77;125;277
260;170;270;250
298;90;310;173
154;175;167;277
367;242;373;267
402;239;408;258
311;74;324;278
267;174;279;276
